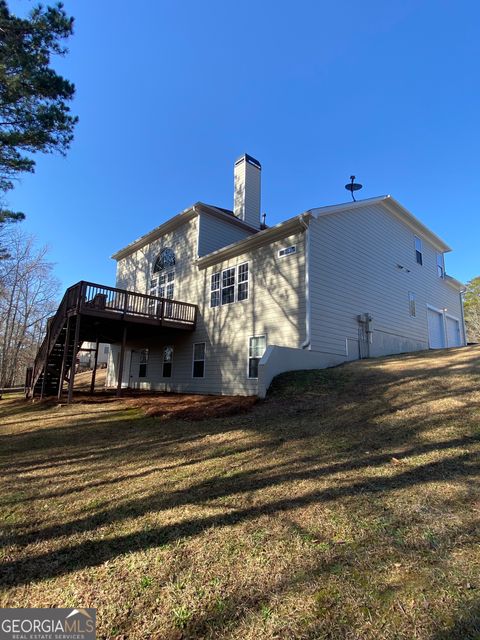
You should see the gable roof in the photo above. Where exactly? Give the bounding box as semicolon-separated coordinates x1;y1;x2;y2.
196;212;310;268
112;194;453;263
309;195;452;253
197;194;453;267
111;202;258;261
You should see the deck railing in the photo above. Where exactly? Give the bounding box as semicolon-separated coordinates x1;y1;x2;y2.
78;281;197;325
29;281;197;396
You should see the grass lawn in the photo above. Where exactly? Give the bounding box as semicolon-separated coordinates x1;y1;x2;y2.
0;346;479;639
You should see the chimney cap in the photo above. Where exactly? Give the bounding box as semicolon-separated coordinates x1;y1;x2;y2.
234;153;261;170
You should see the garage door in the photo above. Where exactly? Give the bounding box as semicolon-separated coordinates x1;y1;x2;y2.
427;307;445;348
446;316;462;347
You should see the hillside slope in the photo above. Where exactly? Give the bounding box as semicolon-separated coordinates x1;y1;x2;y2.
0;346;479;639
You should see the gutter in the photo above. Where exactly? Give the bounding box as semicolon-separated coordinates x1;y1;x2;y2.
299;214;311;349
459;287;468;345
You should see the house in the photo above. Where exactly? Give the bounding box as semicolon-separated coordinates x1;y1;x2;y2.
104;154;465;397
77;342;110;369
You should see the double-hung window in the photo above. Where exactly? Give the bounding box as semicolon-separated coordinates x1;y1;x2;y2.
159;271;175;299
211;272;220;308
210;263;249;307
139;349;149;378
436;252;445;278
414;236;423;265
248;336;266;379
237;263;249;301
221;268;235;305
162;346;173;377
192;343;205;378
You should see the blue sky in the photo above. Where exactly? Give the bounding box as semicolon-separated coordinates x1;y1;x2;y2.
7;0;480;290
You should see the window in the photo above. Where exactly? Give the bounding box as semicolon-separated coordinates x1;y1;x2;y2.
278;245;296;257
211;264;249;307
103;345;110;355
414;236;423;265
149;271;175;315
408;292;416;317
210;272;220;308
248;335;266;379
437;252;445;278
162;346;173;377
221;268;235;305
192;343;205;378
153;248;176;273
139;349;149;377
159;271;175;299
237;263;249;301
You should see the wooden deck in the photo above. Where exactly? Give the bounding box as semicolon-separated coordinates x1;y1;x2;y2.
27;281;197;401
67;281;197;329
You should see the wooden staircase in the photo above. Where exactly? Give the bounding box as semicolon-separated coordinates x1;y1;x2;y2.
27;283;84;400
26;281;197;400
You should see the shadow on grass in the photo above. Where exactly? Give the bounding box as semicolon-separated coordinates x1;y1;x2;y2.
0;346;479;638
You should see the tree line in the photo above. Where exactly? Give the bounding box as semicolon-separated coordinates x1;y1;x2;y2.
0;229;59;387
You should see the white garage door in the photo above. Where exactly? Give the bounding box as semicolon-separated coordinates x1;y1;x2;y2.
446;316;461;347
427;307;445;348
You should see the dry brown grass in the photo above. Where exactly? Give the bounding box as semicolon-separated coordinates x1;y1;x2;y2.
1;346;479;639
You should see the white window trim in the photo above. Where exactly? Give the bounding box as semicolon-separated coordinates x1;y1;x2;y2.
278;245;297;258
162;345;174;378
436;252;445;278
221;266;236;306
210;271;221;308
247;334;266;380
210;262;250;307
414;235;423;265
408;291;416;317
192;342;206;378
237;262;249;302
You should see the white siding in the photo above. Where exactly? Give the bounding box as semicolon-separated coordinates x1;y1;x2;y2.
112;214;306;396
309;203;464;358
198;212;255;257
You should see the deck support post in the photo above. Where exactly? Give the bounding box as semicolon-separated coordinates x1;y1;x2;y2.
40;321;52;400
67;315;81;404
57;315;71;401
90;337;99;395
116;325;127;397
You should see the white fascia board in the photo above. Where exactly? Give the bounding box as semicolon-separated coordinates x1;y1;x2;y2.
111;204;198;261
309;194;452;253
111;202;259;261
444;274;465;290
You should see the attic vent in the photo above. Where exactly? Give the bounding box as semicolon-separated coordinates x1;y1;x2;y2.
278;245;296;258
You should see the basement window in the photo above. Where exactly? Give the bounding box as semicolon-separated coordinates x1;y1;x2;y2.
414;236;423;265
139;349;149;378
248;335;266;379
192;342;205;378
162;346;173;378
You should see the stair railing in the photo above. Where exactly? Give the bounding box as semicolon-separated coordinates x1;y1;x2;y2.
28;282;82;397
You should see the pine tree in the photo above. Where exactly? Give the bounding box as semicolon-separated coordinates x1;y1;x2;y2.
0;0;77;247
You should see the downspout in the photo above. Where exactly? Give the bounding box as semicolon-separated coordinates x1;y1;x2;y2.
459;287;467;345
299;214;311;349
